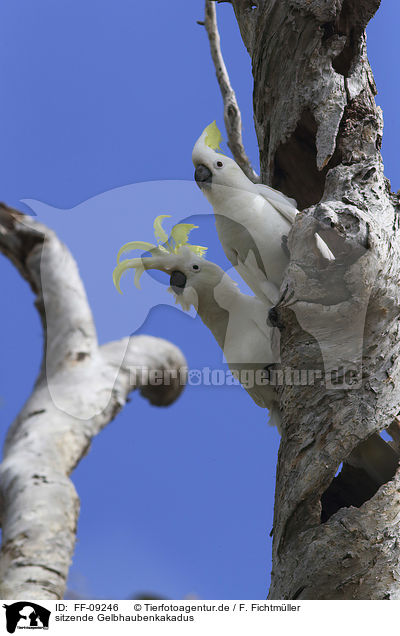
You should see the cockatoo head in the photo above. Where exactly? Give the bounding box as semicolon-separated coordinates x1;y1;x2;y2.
113;215;224;312
192;121;252;205
161;246;227;312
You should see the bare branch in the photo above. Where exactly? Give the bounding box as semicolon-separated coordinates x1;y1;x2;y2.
101;335;187;409
0;204;186;598
0;204;98;380
203;1;259;182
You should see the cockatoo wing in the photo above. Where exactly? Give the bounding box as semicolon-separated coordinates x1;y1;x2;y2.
256;183;335;261
236;249;280;306
250;299;281;363
255;183;298;223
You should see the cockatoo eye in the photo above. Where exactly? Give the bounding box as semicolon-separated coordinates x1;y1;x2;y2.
192;264;200;271
214;160;224;169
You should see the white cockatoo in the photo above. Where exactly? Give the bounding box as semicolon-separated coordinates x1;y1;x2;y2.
192;122;334;305
113;215;282;429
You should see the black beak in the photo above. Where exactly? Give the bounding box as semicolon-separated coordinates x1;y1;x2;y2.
194;164;212;188
170;270;187;295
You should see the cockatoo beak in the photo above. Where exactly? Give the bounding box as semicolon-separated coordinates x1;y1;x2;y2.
194;164;212;187
169;270;187;295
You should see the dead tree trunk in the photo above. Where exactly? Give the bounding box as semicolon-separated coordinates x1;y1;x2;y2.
228;0;400;598
0;204;187;599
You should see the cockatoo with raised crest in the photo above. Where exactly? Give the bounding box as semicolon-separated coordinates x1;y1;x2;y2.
113;215;282;429
192;122;334;306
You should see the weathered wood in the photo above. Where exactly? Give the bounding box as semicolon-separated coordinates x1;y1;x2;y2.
231;0;400;598
0;204;186;599
204;1;259;181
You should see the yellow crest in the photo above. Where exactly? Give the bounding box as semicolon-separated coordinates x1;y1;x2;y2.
204;121;222;151
113;215;207;293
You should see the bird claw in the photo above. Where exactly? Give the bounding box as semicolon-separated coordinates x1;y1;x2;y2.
275;285;296;310
267;285;297;328
277;285;296;308
267;306;284;329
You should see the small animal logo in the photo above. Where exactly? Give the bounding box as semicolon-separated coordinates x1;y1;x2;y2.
2;602;50;633
188;369;202;385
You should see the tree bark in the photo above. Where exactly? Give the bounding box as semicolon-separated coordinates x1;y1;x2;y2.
230;0;400;598
0;204;187;599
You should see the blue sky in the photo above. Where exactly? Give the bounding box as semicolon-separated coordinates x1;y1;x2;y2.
0;1;399;600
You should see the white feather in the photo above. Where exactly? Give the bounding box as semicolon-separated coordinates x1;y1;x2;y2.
193;130;335;303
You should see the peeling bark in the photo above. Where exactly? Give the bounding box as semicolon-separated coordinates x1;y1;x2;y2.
230;0;400;598
0;204;187;599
